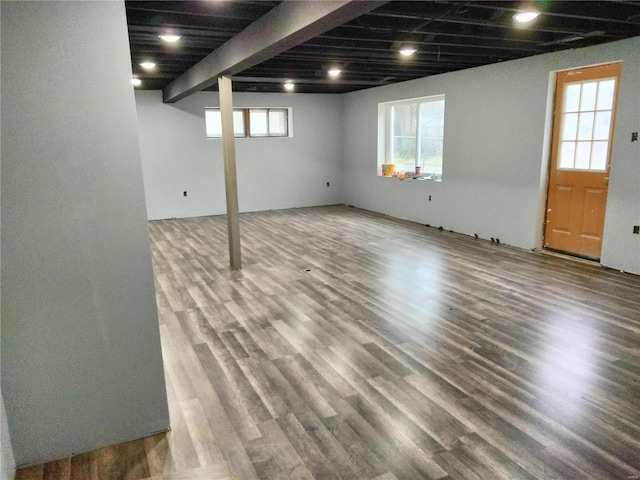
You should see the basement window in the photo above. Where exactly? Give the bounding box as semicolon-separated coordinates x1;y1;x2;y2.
205;109;246;138
378;95;445;180
205;107;291;138
248;108;288;137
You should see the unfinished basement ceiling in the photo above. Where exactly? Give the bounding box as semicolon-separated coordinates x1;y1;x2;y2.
125;0;640;94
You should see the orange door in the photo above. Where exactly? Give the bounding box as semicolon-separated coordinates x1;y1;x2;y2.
544;63;621;260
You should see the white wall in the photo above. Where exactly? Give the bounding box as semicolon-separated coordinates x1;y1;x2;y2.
1;1;169;467
1;395;15;480
342;37;640;275
136;91;344;220
0;10;12;480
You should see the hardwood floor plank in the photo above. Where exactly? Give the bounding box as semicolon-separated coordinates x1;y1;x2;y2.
192;343;262;442
42;459;70;480
272;354;338;421
142;434;174;478
275;413;342;480
16;206;640;480
293;410;364;480
15;465;44;480
69;453;95;480
329;397;441;480
245;420;315;480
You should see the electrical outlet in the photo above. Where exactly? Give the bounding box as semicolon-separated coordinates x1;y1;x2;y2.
633;225;640;234
428;195;432;201
183;191;187;197
326;181;330;187
632;132;638;142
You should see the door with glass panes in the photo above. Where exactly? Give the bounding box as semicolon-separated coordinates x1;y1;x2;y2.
544;63;621;260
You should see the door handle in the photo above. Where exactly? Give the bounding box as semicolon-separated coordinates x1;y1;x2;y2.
604;177;609;183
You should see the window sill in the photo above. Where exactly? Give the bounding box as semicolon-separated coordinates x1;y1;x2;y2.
379;174;442;182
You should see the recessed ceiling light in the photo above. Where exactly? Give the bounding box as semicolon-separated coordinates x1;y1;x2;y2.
328;68;342;78
131;77;142;87
514;10;540;23
284;81;295;91
399;45;417;56
159;34;181;43
140;62;156;70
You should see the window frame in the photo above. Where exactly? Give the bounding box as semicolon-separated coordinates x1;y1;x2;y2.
204;108;246;138
205;107;291;139
247;108;289;137
557;77;617;172
378;94;445;180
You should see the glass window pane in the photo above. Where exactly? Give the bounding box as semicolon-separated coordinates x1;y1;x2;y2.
580;82;597;111
590;141;608;170
205;109;222;138
232;110;245;137
596;79;615;110
249;109;268;136
575;142;591;169
561;113;578;141
593;111;611;141
391;104;417;165
418;100;444;175
577;112;594;141
564;84;581;112
559;142;575;169
420;100;444;129
206;109;246;137
268;110;287;136
419;138;443;174
393;138;416;167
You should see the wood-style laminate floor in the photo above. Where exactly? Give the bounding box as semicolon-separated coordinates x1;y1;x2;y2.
16;206;640;480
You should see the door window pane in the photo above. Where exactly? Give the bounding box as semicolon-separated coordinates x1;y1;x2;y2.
590;142;608;170
579;82;597;111
596;79;615;110
575;142;591;169
564;84;581;112
561;113;578;141
559;142;575;169
577;112;594;141
593;111;611;140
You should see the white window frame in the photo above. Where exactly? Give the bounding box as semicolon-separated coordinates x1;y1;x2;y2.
205;107;292;139
205;108;246;138
378;94;445;180
248;108;289;137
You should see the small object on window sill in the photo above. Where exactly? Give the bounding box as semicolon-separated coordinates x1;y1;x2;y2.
382;164;396;176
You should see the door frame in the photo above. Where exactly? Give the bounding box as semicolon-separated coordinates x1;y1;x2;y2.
535;61;622;260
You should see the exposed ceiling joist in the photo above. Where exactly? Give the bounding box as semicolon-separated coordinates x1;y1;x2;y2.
162;0;388;103
231;76;386;87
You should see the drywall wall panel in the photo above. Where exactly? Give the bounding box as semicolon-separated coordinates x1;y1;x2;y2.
1;1;169;466
342;36;640;274
0;9;13;480
1;395;14;480
135;91;343;220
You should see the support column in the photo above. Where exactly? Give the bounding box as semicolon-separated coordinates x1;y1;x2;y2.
218;76;242;270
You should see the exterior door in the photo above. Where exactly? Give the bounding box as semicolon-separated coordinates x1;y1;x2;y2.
544;62;621;260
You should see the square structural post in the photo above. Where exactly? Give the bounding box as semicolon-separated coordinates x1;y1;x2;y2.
218;76;242;270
